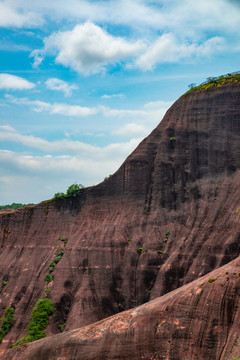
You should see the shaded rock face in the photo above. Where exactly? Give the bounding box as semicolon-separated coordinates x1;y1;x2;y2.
0;82;239;356
2;258;240;360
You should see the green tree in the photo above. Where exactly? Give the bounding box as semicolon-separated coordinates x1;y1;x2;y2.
53;183;85;201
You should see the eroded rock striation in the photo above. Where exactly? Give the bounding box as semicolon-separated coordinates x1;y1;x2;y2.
0;80;239;358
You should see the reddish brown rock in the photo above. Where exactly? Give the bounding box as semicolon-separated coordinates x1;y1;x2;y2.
2;258;240;360
0;81;239;356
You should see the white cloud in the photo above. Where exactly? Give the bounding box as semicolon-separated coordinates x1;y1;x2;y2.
0;126;141;158
136;34;224;70
2;0;240;35
0;1;43;28
0;74;35;90
5;94;169;121
5;96;172;139
112;123;150;137
31;22;144;74
100;106;147;119
144;100;174;110
101;93;124;99
45;78;78;97
30;20;227;74
0;125;17;132
1;0;240;48
5;95;98;117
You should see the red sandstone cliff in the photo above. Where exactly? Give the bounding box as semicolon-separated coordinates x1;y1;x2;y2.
0;81;239;359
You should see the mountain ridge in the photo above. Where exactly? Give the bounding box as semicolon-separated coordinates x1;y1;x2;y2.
0;79;239;359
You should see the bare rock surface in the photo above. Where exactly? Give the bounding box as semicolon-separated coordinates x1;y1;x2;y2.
2;258;240;360
0;82;239;357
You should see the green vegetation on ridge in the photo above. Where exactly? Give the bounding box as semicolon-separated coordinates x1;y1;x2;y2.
185;72;240;95
53;183;85;201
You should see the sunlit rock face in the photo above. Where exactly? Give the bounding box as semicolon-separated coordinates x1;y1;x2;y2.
0;81;239;359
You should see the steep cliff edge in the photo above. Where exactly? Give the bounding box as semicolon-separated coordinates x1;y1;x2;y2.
0;80;239;354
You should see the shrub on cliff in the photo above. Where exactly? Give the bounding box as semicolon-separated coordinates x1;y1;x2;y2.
26;298;55;342
13;298;55;346
53;183;85;201
0;306;15;343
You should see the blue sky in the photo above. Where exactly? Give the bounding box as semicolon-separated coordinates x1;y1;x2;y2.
0;0;240;204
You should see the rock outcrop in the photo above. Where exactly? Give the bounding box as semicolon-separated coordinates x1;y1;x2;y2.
0;80;239;358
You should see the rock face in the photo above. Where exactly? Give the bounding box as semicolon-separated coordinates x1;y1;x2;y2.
2;258;240;360
0;81;240;358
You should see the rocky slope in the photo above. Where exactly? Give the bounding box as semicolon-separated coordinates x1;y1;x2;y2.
0;79;239;357
2;257;240;360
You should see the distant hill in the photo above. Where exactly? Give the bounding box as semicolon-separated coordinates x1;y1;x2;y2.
0;203;34;210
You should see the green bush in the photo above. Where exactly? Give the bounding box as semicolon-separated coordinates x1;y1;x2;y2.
59;322;66;332
55;251;64;264
13;298;55;347
169;137;176;142
165;230;171;236
53;183;85;201
45;288;50;296
49;262;56;273
2;280;8;286
104;174;112;181
45;274;52;284
0;306;15;343
157;250;164;254
208;278;217;283
49;250;64;273
59;237;68;245
53;192;66;201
